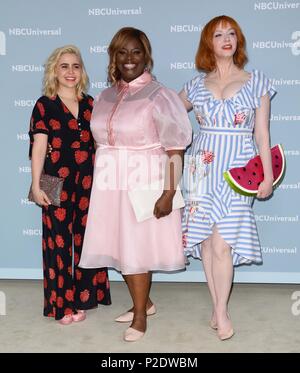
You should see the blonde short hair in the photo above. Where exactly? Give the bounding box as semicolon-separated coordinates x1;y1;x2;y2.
43;45;89;98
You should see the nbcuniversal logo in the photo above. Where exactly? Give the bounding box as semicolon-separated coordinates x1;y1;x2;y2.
0;31;6;55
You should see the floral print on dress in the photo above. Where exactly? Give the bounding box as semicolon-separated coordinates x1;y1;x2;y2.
234;112;247;126
201;151;215;165
29;94;111;320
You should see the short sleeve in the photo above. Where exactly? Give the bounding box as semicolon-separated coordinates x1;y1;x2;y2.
86;94;94;109
28;97;50;158
152;87;192;151
252;70;276;108
183;73;206;104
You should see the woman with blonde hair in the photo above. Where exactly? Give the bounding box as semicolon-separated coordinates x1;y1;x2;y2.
180;15;276;340
29;45;111;325
79;28;192;341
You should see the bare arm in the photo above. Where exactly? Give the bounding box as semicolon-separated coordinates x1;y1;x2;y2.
31;134;51;206
178;90;193;112
254;94;273;199
154;149;184;219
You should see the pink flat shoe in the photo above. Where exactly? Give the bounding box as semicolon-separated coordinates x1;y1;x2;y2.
115;304;156;323
58;315;73;325
123;327;145;342
72;310;86;322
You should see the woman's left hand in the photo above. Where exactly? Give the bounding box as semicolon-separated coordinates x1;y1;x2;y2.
153;192;174;219
256;179;273;199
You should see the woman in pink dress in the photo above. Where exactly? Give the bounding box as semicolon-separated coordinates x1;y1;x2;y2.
79;27;192;341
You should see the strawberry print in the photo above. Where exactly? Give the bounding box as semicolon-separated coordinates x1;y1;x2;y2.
35;120;47;131
30;96;110;320
65;289;74;302
51;151;60;163
97;272;107;284
71;141;80;149
75;269;82;281
54;208;66;222
68;119;78;130
97;290;104;302
48;237;54;250
60;191;68;202
75;150;88;164
58;167;70;178
56;255;64;270
64;308;73;316
52;137;62;148
79;197;89;211
83;109;92;121
49;268;56;280
74;252;80;266
57;297;64;308
80;130;90;142
55;235;64;248
81;214;88;227
74;234;82;246
82;176;92;190
80;289;90;303
49;290;56;304
58;275;64;289
49;119;61;130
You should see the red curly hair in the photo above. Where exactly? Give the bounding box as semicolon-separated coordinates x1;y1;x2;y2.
195;15;248;72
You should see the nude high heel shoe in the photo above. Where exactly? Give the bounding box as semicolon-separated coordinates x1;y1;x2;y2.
217;328;235;341
115;304;156;323
210;312;230;330
216;314;234;340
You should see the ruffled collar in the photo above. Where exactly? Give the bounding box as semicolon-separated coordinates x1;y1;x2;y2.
117;71;153;95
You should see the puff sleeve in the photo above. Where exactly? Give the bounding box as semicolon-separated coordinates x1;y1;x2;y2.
183;73;206;105
252;69;276;108
28;96;50;158
152;87;192;151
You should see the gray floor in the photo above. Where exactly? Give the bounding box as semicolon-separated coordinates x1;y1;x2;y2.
0;280;299;353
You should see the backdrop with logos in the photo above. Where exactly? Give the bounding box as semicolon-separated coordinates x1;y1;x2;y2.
0;0;299;283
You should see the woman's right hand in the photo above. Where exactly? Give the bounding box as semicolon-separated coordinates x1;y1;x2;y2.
31;187;51;206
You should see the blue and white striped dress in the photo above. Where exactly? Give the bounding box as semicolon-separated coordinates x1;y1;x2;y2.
182;69;276;265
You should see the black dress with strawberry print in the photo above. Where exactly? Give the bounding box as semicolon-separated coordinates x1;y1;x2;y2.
29;94;111;320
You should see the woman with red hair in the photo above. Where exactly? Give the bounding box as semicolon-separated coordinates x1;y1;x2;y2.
180;16;276;340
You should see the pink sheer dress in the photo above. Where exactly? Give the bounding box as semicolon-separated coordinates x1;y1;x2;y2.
79;72;192;274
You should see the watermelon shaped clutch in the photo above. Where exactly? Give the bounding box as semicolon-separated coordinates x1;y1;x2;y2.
223;144;285;196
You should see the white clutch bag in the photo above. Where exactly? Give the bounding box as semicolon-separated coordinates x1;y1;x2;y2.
128;179;185;222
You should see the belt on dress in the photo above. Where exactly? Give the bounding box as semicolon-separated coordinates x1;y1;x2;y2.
199;127;253;136
97;142;162;151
